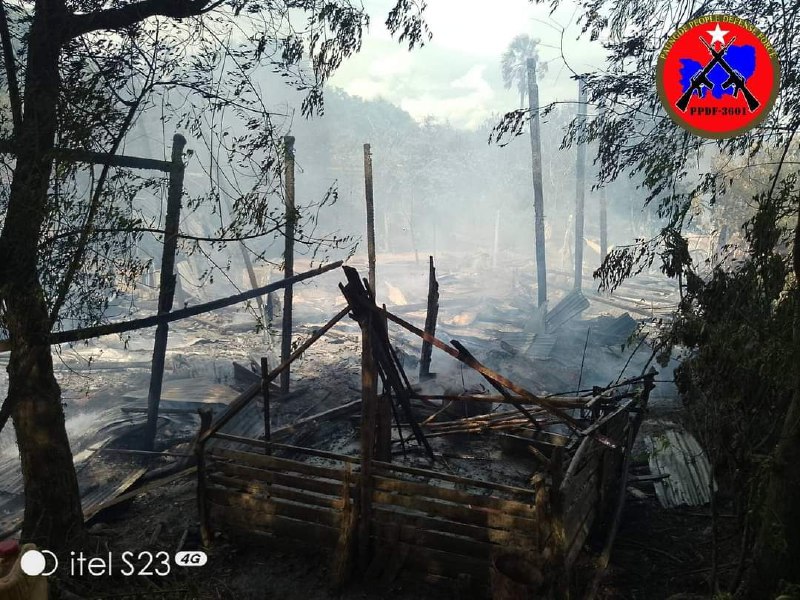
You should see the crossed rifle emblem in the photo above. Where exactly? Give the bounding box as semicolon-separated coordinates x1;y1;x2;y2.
675;36;761;112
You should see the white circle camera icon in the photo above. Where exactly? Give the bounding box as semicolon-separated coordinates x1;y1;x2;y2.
20;549;58;576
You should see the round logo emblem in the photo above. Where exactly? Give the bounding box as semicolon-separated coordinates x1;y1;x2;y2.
657;15;780;138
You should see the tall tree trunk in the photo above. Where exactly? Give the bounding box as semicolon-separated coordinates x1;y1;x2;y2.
527;58;547;307
738;198;800;597
0;0;84;548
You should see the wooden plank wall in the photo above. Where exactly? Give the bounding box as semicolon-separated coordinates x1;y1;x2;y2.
204;447;543;590
367;461;540;588
206;448;353;549
559;406;633;568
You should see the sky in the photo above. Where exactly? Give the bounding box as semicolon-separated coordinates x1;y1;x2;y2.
328;0;608;129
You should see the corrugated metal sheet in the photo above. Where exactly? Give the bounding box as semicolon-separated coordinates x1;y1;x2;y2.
546;290;590;331
0;410;153;539
644;429;716;508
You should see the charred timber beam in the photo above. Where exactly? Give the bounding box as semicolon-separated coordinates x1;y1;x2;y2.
451;339;541;430
339;267;434;460
0;261;343;352
419;256;439;379
354;294;595;439
358;306;377;570
353;289;616;446
410;393;591;408
196;408;213;547
0;138;174;171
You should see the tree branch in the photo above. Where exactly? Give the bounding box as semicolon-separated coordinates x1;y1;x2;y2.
0;0;21;136
42;224;283;245
69;0;216;38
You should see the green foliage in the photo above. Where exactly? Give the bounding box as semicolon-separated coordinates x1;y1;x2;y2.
490;0;800;591
0;0;431;336
501;34;547;107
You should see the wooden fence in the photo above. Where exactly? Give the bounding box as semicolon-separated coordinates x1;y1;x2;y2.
199;383;647;597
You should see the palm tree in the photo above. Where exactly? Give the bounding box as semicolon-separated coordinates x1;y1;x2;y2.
501;34;547;108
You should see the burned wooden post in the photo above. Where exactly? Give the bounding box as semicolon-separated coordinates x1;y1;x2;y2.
364;143;377;295
358;308;378;571
144;134;186;451
340;267;433;461
261;357;271;455
527;58;547;307
196;407;213;547
419;256;439;380
281;135;296;394
574;77;587;291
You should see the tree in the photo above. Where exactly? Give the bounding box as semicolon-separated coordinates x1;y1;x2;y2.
501;34;546;108
492;0;799;595
0;0;429;549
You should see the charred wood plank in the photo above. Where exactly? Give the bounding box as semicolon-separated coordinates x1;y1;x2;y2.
419;256;439;380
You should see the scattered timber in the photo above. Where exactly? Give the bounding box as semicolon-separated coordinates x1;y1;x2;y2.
194;266;656;597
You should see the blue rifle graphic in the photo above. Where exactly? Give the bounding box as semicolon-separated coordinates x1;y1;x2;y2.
699;37;760;111
675;37;735;112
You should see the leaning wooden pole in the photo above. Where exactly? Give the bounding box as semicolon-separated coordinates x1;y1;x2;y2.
281;135;296;394
364;143;377;295
144;134;186;451
419;256;439;380
527;58;547;307
574;77;587;291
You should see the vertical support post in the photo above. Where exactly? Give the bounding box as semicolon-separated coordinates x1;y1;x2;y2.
358;311;378;571
527;58;547;307
144;134;186;451
281;135;296;394
574;77;587;291
364;143;377;295
599;110;608;264
419;256;439;380
196;408;213;547
261;357;271;455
